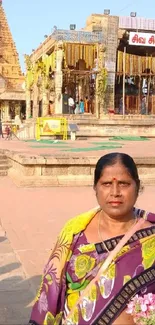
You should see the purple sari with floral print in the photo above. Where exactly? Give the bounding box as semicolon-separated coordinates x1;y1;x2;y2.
29;208;155;325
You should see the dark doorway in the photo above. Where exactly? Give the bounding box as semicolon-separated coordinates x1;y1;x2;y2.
38;100;42;117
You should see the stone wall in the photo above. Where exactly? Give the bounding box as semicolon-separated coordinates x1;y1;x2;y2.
76;119;155;137
7;152;155;187
16;116;155;139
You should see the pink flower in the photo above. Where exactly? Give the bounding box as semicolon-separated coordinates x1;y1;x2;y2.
141;303;147;312
126;293;155;325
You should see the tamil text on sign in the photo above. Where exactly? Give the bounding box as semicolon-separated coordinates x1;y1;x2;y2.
129;32;155;46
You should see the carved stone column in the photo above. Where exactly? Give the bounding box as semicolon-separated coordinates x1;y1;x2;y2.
95;44;105;117
55;41;64;114
2;101;9;120
102;15;119;112
15;102;21;115
33;84;39;118
95;74;99;118
42;88;49;116
26;89;31;119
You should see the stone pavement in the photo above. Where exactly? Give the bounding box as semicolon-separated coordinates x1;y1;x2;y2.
0;227;36;325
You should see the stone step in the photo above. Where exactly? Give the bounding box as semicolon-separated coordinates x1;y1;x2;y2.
0;155;7;159
0;159;8;165
0;170;8;176
0;165;9;171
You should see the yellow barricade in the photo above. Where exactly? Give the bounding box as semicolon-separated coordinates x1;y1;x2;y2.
35;117;68;141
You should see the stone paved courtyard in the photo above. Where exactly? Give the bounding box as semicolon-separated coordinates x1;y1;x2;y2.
1;136;155;157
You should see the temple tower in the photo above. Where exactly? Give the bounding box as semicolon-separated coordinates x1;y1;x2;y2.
0;0;25;121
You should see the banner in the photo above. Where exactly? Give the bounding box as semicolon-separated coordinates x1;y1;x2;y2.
42;119;61;134
129;32;155;47
36;117;68;141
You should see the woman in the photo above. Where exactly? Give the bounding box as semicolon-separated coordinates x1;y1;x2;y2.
75;102;80;115
29;153;155;325
84;97;89;113
79;99;84;114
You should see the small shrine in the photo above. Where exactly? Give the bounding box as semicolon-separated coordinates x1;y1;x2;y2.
25;29;105;118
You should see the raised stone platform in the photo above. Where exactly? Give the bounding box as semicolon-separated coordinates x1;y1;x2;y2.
7;152;155;187
17;115;155;140
1;136;155;187
76;117;155;137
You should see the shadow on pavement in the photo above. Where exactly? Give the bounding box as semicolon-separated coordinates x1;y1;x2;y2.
0;236;6;243
0;271;41;325
0;262;21;275
0;257;41;325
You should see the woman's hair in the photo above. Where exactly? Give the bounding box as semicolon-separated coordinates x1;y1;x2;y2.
94;152;140;192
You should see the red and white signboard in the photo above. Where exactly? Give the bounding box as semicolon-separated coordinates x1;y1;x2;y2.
129;32;155;46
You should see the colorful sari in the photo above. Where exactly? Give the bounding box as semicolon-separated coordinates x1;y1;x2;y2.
29;207;155;325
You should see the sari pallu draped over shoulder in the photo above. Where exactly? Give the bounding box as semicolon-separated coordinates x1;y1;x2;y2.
29;208;155;325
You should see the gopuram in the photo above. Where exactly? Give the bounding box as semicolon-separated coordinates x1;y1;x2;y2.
0;1;25;121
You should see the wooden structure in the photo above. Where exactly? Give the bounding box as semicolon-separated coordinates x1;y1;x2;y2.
85;14;155;115
116;49;155;114
0;1;25;121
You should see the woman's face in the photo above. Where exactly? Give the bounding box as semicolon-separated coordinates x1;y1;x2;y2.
94;162;138;219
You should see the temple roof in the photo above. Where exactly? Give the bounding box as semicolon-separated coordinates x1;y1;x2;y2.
0;2;25;95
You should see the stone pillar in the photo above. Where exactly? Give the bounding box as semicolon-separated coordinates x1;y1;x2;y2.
33;84;39;118
79;81;82;100
26;90;31;119
55;42;63;114
2;101;9;121
42;88;49;116
14;102;21;123
101;15;119;113
14;102;21;115
95;74;99;118
95;44;106;117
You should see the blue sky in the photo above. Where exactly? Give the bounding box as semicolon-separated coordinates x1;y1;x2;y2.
3;0;154;71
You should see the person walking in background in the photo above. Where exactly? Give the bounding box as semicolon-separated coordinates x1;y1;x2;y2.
79;99;84;113
68;96;75;114
5;124;11;140
84;96;89;113
89;95;95;114
0;119;3;139
75;101;80;114
141;95;146;115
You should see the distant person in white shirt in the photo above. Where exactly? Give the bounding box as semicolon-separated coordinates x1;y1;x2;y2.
68;96;75;114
